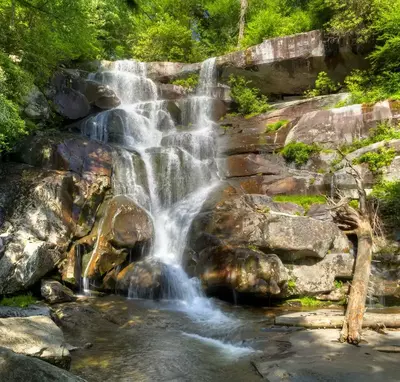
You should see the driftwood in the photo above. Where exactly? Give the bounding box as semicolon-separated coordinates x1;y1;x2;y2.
275;312;400;329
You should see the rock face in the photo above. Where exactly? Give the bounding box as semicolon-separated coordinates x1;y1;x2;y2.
41;280;76;304
0;316;71;369
85;195;154;279
24;86;50;121
189;189;350;299
140;31;367;96
0;347;84;382
197;247;288;296
190;191;349;261
0;134;112;294
286;100;400;148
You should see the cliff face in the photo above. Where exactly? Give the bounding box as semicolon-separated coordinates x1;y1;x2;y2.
1;30;399;305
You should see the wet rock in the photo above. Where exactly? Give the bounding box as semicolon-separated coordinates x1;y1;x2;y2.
41;280;76;304
217;153;284;178
0;347;84;382
83;80;120;109
159;84;188;100
0;316;71;369
197;247;288;296
86;196;153;278
54;88;91;120
116;260;163;298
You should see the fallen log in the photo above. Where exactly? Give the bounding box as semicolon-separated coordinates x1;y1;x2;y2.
275;311;400;329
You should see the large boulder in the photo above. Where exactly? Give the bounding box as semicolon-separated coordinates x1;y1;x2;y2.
0;347;84;382
54;88;91;120
196;246;288;296
190;191;349;262
217;30;368;95
85;195;153;278
0;134;112;294
41;280;76;304
0;316;71;369
286;253;354;296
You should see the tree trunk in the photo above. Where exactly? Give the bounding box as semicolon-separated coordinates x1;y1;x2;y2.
340;218;373;344
238;0;248;47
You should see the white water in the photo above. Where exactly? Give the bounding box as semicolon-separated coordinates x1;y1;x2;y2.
82;58;222;312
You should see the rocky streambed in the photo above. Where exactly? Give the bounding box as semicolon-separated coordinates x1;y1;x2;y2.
2;296;399;382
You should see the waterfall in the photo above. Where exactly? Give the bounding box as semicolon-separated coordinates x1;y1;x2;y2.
82;58;220;306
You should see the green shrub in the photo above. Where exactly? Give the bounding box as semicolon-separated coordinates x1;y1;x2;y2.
304;71;340;98
265;119;289;132
0;94;28;152
171;74;199;90
342;70;400;105
272;195;326;212
348;199;359;210
371;180;400;229
353;147;395;173
341;121;400;154
0;293;37;308
228;75;271;117
281;142;321;166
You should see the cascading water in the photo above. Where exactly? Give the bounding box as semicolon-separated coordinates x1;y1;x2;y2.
82;58;221;311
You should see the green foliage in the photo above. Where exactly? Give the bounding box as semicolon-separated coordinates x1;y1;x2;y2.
241;0;314;47
353;147;395;173
265;119;289;133
371;180;400;229
247;244;259;251
287;279;297;294
0;293;37;308
272;195;326;211
0;94;28;152
287;296;323;307
171;74;199;90
334;280;344;289
342;70;400;105
348;199;359;209
133;15;204;62
340;121;400;154
281;142;321;166
304;71;340;98
228;75;271;116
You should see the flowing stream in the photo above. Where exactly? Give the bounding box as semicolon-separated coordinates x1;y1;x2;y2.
81;58;237;325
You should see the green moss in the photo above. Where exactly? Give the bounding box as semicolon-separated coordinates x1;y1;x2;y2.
272;195;326;212
265;119;289;133
281;142;321;166
348;199;359;210
334;280;344;289
171;74;199;90
247;244;258;251
287;279;297;294
0;293;37;308
287;296;323;307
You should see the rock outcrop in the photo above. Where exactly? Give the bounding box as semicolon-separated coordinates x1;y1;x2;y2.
41;280;76;304
0;315;71;369
0;347;84;382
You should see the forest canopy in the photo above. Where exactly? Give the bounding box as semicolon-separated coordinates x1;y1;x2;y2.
1;0;400;151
